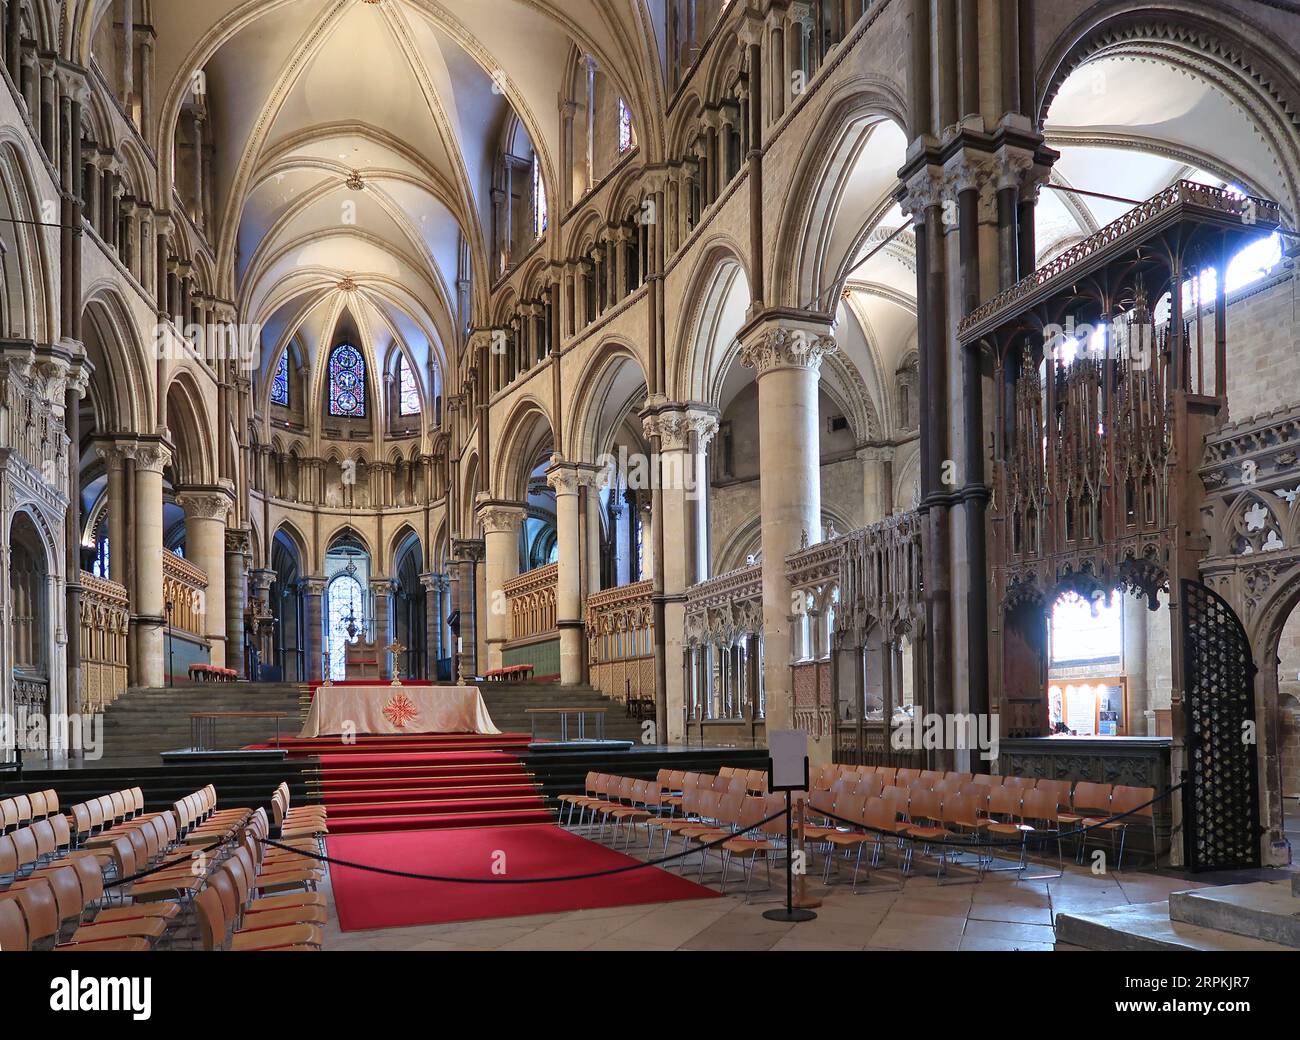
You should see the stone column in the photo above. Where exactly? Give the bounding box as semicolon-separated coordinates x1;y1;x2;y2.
641;401;719;742
249;566;275;670
546;459;602;685
130;443;170;687
739;317;836;754
225;527;250;677
176;489;230;667
301;577;327;681
857;445;894;525
370;578;393;673
421;572;449;679
583;480;601;596
477;499;525;670
96;443;130;585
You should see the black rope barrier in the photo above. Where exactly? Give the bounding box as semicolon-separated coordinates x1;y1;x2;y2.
255;807;791;885
802;782;1182;852
244;783;1179;886
105;836;228;889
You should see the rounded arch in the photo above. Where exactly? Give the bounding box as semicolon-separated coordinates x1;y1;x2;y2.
491;396;555;501
386;522;423;575
271;518;310;573
770;85;910;309
565;339;650;463
164;372;215;486
80;286;153;433
0;137;56;343
1036;3;1300;221
671;239;752;404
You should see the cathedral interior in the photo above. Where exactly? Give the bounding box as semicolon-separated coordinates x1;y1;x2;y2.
0;0;1299;965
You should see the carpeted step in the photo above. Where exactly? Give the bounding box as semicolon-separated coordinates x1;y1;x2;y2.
315;772;531;790
307;764;530;783
318;783;541;803
326;807;557;834
325;794;547;818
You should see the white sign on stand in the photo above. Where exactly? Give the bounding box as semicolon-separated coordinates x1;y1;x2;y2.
768;729;809;791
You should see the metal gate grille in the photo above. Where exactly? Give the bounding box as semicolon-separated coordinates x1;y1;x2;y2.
1180;579;1261;871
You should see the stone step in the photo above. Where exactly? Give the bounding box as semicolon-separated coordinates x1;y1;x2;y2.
1054;901;1296;952
1168;881;1300;948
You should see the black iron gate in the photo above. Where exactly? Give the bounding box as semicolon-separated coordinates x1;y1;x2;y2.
1180;579;1261;872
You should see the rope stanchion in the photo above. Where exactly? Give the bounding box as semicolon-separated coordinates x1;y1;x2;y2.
255;807;790;886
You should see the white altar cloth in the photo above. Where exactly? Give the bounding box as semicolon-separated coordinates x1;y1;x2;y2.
298;684;501;737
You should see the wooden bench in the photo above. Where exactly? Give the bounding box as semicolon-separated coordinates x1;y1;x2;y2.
483;663;534;682
189;664;239;683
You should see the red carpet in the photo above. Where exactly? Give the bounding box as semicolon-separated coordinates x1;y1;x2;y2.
326;825;718;931
253;732;554;833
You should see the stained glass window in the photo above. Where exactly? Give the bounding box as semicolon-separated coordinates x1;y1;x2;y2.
270;351;289;406
532;157;548;236
398;355;420;416
328;343;366;417
618;98;633;154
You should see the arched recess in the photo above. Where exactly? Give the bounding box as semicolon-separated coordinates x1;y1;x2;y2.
269;522;307;682
672;241;752;405
565;340;650;464
164;374;215;488
770;88;910;309
81;287;153;434
491;397;555;502
1036;4;1300;223
389;525;426;680
0;137;55;342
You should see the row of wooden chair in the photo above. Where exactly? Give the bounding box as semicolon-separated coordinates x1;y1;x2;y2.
561;769;792;898
0;784;243;951
1;789;60;833
190;807;327;951
1;784;331;951
66;787;146;846
814;766;1157;869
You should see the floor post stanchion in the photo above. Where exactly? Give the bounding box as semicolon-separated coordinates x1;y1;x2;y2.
763;783;816;922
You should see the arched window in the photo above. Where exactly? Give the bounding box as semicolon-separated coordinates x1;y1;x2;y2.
270;351;289;406
532;156;548;236
328;344;366;417
398;354;420;416
326;574;364;681
618;98;633;154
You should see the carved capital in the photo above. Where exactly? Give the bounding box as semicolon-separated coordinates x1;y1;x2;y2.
176;491;230;523
897;164;944;218
640;400;719;452
129;442;171;474
739;324;837;376
475;496;526;534
546;455;584;496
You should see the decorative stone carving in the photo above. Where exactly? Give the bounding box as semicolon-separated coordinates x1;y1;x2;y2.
739;325;837;375
640;401;719;452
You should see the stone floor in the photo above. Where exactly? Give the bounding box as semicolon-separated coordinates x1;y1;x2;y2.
319;829;1213;952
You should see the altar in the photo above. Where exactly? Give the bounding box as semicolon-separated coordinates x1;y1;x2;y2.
298;684;501;737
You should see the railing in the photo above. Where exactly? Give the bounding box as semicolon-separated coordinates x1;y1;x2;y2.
585;579;654;706
504;562;558;642
163;551;208;637
79;572;129;711
959;181;1280;338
